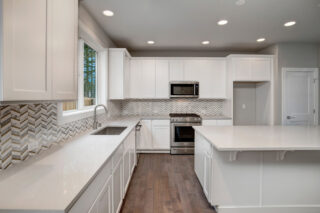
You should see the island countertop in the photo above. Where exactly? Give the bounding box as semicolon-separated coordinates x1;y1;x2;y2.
193;125;320;151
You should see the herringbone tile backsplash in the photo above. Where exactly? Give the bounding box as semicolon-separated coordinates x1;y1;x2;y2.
0;102;116;170
0;99;224;170
120;99;224;116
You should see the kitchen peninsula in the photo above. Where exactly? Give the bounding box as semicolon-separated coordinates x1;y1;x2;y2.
194;125;320;213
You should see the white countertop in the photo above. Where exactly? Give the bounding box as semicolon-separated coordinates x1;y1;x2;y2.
0;117;140;213
194;125;320;151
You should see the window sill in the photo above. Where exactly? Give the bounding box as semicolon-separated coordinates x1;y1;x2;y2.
58;105;106;125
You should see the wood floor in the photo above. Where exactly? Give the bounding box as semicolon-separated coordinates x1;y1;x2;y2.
121;154;216;213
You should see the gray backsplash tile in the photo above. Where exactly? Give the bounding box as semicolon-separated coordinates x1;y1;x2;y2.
0;99;223;170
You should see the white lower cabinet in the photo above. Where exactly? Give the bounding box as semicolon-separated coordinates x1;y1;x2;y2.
195;133;212;202
138;120;170;151
112;158;123;213
88;176;112;213
69;129;136;213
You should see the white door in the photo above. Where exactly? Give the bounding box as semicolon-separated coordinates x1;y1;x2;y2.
282;68;319;125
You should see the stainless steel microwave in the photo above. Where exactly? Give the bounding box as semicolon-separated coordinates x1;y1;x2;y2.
170;81;199;98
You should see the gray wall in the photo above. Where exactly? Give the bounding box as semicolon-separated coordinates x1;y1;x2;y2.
79;3;116;48
260;43;319;124
233;83;257;125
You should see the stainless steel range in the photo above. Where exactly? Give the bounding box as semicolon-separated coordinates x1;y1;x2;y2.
170;113;202;155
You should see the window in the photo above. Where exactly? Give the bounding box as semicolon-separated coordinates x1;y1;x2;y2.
83;43;97;107
63;41;98;111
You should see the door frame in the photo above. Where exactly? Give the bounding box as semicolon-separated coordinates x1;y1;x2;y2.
281;67;319;125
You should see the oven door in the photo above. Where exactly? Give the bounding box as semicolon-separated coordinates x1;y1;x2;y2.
171;123;200;147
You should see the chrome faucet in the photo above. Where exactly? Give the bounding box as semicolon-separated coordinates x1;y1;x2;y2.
93;104;108;129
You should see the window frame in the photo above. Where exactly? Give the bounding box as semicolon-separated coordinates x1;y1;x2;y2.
58;36;109;125
78;39;98;110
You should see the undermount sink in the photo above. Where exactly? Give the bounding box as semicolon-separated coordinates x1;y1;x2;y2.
91;126;127;135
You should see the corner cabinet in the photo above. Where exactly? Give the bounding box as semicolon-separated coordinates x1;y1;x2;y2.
0;0;78;101
109;49;131;99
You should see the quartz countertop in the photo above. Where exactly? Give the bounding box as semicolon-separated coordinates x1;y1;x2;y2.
194;125;320;151
0;117;140;213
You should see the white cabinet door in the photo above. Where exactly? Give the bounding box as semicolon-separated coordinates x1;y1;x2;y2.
138;120;153;150
123;150;130;192
49;0;78;100
195;133;205;187
1;0;51;100
130;59;156;98
128;131;136;174
155;60;169;98
251;58;271;81
123;54;131;98
169;60;184;81
184;60;201;81
203;150;212;201
209;59;227;98
112;159;123;213
129;59;141;98
152;120;170;150
109;49;131;99
88;176;112;213
140;59;156;98
233;58;252;81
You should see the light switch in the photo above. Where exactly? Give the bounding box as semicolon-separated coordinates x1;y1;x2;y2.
242;104;246;109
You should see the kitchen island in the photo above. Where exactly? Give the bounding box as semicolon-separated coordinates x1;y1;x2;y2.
193;125;320;213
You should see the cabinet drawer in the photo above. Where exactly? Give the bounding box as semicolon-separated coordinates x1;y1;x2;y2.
216;120;233;126
112;144;124;169
202;120;217;126
152;120;170;126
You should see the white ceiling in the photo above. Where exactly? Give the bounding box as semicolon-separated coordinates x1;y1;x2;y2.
82;0;320;51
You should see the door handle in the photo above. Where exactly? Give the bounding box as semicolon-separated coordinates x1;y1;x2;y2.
286;115;296;120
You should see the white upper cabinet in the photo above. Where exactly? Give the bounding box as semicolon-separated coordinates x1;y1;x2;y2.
109;49;131;99
155;60;169;98
130;59;156;99
184;59;227;99
169;60;184;81
1;0;50;101
0;0;78;101
49;0;78;100
229;55;272;82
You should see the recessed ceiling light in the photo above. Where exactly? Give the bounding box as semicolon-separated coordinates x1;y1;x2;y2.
147;40;155;45
257;38;266;43
103;10;114;17
218;20;228;26
202;41;210;45
284;21;296;27
235;0;246;6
